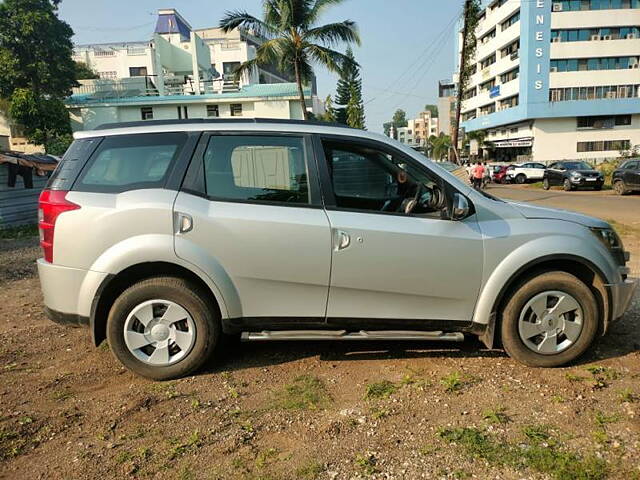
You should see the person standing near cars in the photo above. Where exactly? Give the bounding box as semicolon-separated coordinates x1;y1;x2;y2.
472;161;485;190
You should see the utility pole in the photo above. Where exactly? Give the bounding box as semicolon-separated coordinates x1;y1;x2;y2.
451;0;473;164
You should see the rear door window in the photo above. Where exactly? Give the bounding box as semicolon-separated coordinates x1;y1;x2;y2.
74;133;188;193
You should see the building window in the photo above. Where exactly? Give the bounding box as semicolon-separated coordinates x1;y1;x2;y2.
550;84;640;101
479;78;496;92
500;40;520;58
577;140;631;152
551;56;639;72
129;66;148;77
140;107;153;120
480;28;496;44
207;104;219;117
577;115;632;128
462;110;477;121
556;0;640;11
500;10;520;31
176;106;188;119
499;95;519;110
463;87;477;100
551;27;640;42
500;68;519;84
480;53;496;70
230;104;242;116
479;103;496;116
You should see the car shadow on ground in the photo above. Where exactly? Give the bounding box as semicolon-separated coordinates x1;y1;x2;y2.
198;311;640;375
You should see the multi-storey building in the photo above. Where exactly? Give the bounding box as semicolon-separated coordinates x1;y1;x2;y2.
68;9;318;131
459;0;640;164
395;110;440;149
438;80;457;137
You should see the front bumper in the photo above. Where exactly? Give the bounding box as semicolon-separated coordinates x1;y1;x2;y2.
570;177;604;187
608;276;638;322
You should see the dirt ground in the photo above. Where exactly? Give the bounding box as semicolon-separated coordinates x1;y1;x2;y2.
1;192;639;480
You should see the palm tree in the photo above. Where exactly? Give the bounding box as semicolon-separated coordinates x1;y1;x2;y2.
219;0;360;120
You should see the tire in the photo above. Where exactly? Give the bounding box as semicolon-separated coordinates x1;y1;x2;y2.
542;178;550;190
563;179;573;191
500;271;599;368
515;174;526;184
614;180;628;196
106;276;220;380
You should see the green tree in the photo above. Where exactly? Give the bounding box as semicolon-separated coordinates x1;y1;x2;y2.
0;0;77;152
431;133;452;161
219;0;360;121
75;61;99;80
383;109;408;137
424;104;438;118
335;47;363;126
346;83;365;129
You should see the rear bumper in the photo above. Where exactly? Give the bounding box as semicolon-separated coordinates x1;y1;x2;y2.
608;277;638;322
37;258;108;324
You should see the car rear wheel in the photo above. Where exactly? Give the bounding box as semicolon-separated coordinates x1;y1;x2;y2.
515;174;526;184
542;178;550;190
500;271;598;367
614;180;628;195
563;179;573;191
107;276;220;380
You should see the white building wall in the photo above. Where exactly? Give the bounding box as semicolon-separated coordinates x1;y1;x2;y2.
533;114;640;162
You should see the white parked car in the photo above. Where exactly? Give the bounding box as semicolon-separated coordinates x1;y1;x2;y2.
506;162;547;184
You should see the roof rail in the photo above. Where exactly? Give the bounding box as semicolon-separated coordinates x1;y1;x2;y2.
94;118;353;131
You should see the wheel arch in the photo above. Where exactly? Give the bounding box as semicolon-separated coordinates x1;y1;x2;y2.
90;261;226;346
479;254;610;349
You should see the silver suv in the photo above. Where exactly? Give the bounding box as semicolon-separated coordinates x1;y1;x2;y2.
37;119;637;380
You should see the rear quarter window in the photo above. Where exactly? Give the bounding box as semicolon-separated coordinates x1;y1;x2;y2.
73;132;188;193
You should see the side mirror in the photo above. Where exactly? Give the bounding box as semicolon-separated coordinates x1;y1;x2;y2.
451;193;470;221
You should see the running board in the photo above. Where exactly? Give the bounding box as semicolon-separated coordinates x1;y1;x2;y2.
241;330;465;342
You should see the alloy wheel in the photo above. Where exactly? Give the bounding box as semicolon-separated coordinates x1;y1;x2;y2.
123;299;196;366
518;290;583;355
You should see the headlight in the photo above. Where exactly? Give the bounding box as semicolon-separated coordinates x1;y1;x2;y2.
590;227;623;256
570;171;582;179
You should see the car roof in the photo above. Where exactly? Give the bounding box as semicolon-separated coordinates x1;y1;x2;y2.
73;118;376;141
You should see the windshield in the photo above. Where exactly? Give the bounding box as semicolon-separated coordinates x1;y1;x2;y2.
565;161;592;170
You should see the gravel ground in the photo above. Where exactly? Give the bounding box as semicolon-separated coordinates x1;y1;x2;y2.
1;202;639;480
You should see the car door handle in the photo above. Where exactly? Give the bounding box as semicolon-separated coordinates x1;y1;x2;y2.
334;230;350;251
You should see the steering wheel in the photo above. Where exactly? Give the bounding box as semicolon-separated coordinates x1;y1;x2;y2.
402;183;423;214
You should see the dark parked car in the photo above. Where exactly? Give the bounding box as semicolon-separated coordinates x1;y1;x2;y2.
543;161;604;191
612;159;640;195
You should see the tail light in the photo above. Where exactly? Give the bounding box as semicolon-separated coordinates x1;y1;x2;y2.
38;190;80;263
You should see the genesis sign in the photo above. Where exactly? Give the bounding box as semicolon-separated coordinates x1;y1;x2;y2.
533;0;547;91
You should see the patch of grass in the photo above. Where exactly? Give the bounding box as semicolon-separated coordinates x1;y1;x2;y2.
482;406;510;425
618;388;637;403
115;450;133;464
98;341;110;352
438;427;607;480
295;460;324;480
370;407;391;420
522;424;551;443
354;453;378;476
273;375;330;410
594;411;620;428
364;380;398;400
168;430;202;460
51;388;74;402
585;365;620;380
565;372;586;382
150;382;180;400
0;224;38;240
551;395;566;403
228;386;240;399
138;447;152;460
255;448;278;469
591;429;609;445
440;371;478;393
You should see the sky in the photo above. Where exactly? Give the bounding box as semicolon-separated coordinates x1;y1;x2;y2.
57;0;463;133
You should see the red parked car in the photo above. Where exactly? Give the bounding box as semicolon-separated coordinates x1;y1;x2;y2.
492;165;512;184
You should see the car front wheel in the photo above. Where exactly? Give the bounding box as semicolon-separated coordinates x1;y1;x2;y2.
106;276;220;380
515;174;526;184
500;271;598;367
542;178;550;190
563;179;573;191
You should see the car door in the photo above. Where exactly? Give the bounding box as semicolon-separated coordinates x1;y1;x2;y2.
624;161;640;188
531;163;546;180
174;132;332;321
547;162;561;185
315;135;484;324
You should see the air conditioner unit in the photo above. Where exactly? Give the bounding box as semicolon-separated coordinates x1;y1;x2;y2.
552;2;563;11
626;33;637;39
602;35;612;40
552;37;562;43
550;66;558;72
591;35;601;41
